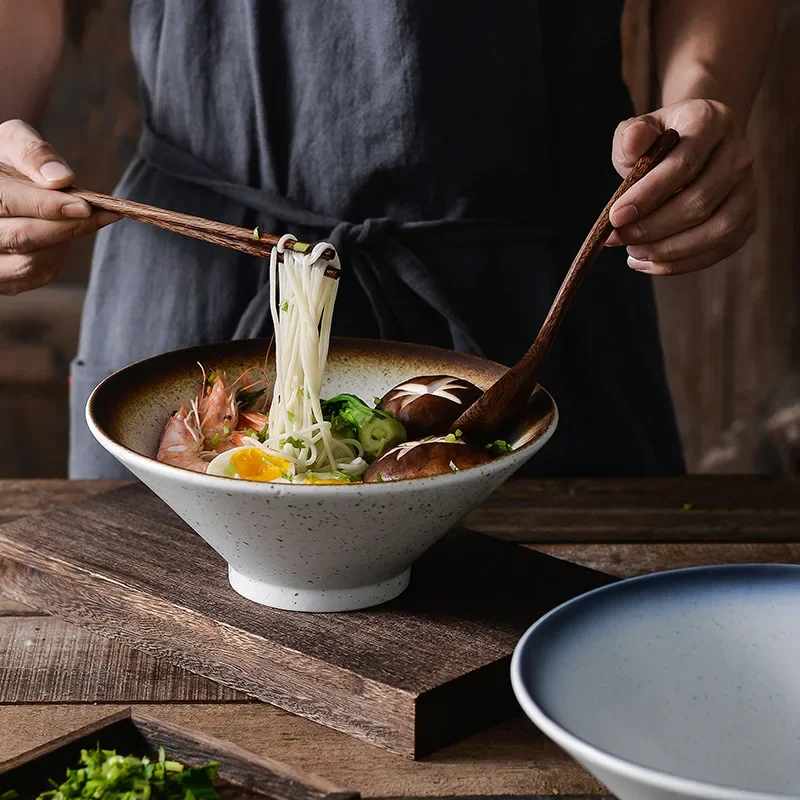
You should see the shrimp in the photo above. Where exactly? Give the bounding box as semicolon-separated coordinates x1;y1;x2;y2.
197;370;239;447
157;405;209;473
229;411;269;448
239;411;268;430
158;364;272;470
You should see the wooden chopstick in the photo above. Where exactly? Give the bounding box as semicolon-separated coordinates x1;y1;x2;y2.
0;163;337;267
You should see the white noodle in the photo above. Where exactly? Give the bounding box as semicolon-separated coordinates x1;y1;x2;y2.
259;235;365;479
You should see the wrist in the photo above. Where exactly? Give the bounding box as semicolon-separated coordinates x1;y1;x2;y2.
660;62;752;130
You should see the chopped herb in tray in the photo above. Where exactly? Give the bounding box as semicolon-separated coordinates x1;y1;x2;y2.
3;746;221;799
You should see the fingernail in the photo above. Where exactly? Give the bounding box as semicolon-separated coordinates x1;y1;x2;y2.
605;230;622;246
610;204;638;227
39;161;73;182
96;212;121;228
627;255;651;272
62;202;91;219
626;245;649;260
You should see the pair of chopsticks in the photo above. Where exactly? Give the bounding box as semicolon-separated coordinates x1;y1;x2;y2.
0;162;337;269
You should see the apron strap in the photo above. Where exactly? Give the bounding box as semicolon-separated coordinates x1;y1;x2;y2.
139;123;486;353
138;123;582;355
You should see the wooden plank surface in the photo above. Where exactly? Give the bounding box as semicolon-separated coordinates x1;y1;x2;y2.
0;597;36;616
469;476;800;542
483;475;800;509
0;480;125;524
536;542;800;578
0;484;613;758
0;709;358;800
470;507;800;543
1;478;798;797
0;476;798;534
0;705;606;799
4;543;797;705
0;617;247;703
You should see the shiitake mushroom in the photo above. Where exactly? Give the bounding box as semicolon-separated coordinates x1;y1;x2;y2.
363;435;495;483
377;375;482;440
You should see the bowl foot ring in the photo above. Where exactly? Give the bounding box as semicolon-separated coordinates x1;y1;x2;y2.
227;566;412;612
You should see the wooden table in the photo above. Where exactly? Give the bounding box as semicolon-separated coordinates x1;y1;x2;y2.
1;477;798;798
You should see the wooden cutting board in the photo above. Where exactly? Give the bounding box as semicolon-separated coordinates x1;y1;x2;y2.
0;707;358;799
0;484;614;758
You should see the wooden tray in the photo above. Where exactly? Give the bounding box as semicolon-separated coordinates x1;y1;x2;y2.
0;484;614;758
0;707;357;799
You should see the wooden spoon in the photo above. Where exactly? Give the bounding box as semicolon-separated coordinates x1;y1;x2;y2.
451;128;680;441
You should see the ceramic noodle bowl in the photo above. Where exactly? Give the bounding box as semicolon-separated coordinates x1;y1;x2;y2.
87;338;557;612
512;565;800;800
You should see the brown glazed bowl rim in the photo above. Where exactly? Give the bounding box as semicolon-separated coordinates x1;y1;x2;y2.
86;336;558;492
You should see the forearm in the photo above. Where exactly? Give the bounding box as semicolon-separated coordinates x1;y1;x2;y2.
653;0;779;124
0;0;65;123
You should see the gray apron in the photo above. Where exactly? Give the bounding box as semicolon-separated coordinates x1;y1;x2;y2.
70;0;685;478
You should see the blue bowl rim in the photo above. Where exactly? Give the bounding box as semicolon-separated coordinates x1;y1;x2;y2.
510;563;800;800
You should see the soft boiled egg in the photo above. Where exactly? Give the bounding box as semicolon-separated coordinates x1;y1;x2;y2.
299;472;353;485
207;446;294;483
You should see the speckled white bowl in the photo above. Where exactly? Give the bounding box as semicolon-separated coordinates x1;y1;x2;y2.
87;338;557;612
512;565;800;800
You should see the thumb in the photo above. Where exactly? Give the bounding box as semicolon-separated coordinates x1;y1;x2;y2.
0;119;75;188
611;116;663;177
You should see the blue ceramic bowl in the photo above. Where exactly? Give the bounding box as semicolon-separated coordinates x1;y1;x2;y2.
512;565;800;800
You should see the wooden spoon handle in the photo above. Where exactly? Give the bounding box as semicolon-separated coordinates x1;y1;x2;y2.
523;127;680;379
452;127;680;439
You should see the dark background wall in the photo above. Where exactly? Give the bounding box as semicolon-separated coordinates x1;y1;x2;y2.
0;0;798;477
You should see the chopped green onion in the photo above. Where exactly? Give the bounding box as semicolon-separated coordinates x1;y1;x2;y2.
253;226;260;240
376;473;384;482
206;371;217;385
281;435;305;449
683;502;693;510
454;428;463;437
294;241;310;252
374;396;382;406
445;433;456;443
287;410;295;423
485;439;513;456
221;425;230;437
209;433;220;446
280;300;289;312
244;428;255;438
14;745;220;800
257;424;269;442
449;460;459;472
423;435;434;442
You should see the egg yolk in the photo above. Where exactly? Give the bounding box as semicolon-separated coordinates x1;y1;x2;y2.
304;475;351;485
229;448;292;482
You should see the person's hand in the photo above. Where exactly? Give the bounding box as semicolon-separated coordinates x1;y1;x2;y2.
607;99;756;275
0;119;118;295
